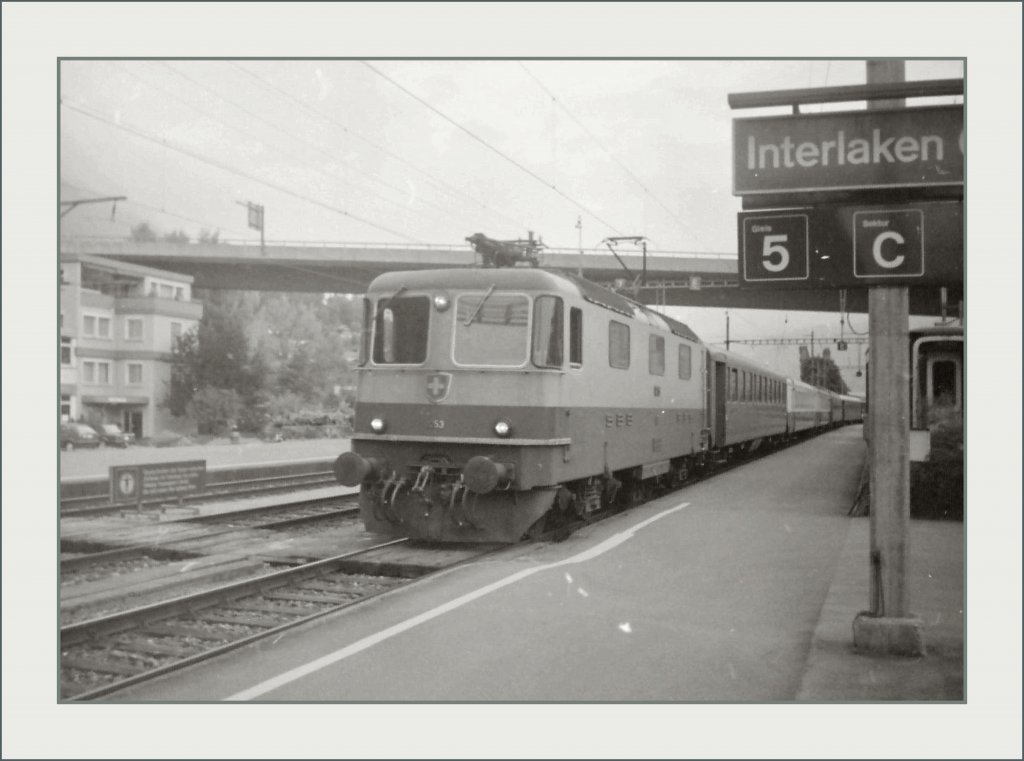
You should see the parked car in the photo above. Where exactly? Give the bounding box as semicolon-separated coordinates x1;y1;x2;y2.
92;423;136;448
60;422;101;450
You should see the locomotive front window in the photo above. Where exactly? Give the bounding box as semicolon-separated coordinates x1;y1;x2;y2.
531;295;563;368
453;292;529;366
373;295;429;364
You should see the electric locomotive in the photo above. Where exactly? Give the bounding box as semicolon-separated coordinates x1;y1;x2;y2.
333;266;709;543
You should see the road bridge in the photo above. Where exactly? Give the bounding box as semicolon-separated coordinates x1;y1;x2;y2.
60;237;957;315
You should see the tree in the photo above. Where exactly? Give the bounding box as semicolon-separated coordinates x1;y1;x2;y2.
130;221;157;241
163;229;190;244
800;350;849;394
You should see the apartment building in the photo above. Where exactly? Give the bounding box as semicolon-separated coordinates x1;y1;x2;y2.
60;253;203;438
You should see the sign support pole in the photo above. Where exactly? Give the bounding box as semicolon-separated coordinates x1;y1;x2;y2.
853;60;924;655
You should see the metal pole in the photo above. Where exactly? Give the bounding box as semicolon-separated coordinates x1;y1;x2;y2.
576;216;583;276
725;311;730;351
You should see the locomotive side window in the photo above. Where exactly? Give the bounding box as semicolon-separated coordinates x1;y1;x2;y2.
678;343;692;380
531;295;564;369
569;307;583;367
454;292;529;366
359;297;371;366
373;295;429;364
609;321;630;369
648;335;665;376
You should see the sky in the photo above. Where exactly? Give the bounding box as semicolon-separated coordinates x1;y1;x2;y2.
59;57;963;393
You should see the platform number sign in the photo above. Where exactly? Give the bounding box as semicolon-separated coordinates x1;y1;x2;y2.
741;214;809;283
852;209;925;279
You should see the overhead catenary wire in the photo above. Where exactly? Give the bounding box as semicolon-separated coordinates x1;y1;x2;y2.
61;179;253;238
61;98;420;243
130;61;483;238
361;61;629;239
230;62;530;235
517;63;717;252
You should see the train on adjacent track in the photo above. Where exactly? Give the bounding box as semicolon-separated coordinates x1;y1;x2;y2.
333;266;864;543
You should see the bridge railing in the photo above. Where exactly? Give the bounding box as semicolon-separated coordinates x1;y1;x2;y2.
61;235;738;260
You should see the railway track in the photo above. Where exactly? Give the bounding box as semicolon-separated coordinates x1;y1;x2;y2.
60;494;360;575
60;469;339;517
61;539;504;701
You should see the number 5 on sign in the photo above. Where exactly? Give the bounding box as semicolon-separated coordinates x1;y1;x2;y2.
741;214;809;283
762;234;790;272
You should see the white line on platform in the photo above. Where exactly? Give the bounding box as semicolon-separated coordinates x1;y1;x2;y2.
225;501;690;701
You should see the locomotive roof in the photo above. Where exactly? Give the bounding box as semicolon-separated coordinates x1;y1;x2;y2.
367;267;701;342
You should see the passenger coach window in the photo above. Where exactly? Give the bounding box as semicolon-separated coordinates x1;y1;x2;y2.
532;295;564;368
373;295;429;364
678;344;691;380
454;292;529;366
729;368;738;400
569;307;583;366
649;335;665;376
609;321;630;369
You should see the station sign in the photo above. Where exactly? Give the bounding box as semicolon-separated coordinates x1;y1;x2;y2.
733;105;963;196
738;201;962;289
110;460;206;504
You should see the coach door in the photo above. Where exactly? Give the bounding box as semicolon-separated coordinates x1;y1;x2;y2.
712;358;727;448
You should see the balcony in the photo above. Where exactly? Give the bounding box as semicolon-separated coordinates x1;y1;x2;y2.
115;295;203;319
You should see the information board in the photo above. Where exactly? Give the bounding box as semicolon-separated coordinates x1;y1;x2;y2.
110;460;207;503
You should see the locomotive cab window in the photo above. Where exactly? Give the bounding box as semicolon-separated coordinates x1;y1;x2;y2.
609;321;630;369
373;295;429;364
532;295;564;368
569;307;583;367
454;291;529;366
649;334;665;376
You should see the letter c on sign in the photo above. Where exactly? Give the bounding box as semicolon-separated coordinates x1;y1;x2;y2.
872;231;905;269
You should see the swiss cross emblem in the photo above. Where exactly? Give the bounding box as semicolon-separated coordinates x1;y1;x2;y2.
426;372;452;403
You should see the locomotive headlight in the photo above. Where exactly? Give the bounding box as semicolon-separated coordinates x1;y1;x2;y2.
370;417;386;433
493;419;512;437
432;293;451;312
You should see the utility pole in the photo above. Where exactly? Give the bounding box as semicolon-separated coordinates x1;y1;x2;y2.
853;59;923;655
725;311;730;351
575;216;583;277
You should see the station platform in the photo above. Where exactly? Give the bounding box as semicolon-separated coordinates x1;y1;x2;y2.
58;436;350;481
108;425;964;705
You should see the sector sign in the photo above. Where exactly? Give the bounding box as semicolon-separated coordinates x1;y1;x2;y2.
733;105;963;195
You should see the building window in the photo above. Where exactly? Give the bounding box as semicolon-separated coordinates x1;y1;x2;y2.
61;395;71;421
83;314;111;339
648;334;665;376
159;284;174;298
127;362;143;384
678;343;692;380
126;318;144;341
170;321;183;345
83;361;110;384
61;336;73;365
608;321;630;369
174;286;185;301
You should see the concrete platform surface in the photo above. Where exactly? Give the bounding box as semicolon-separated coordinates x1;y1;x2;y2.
58;437;351;480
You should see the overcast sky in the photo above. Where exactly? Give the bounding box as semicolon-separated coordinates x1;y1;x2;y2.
58;58;963;392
